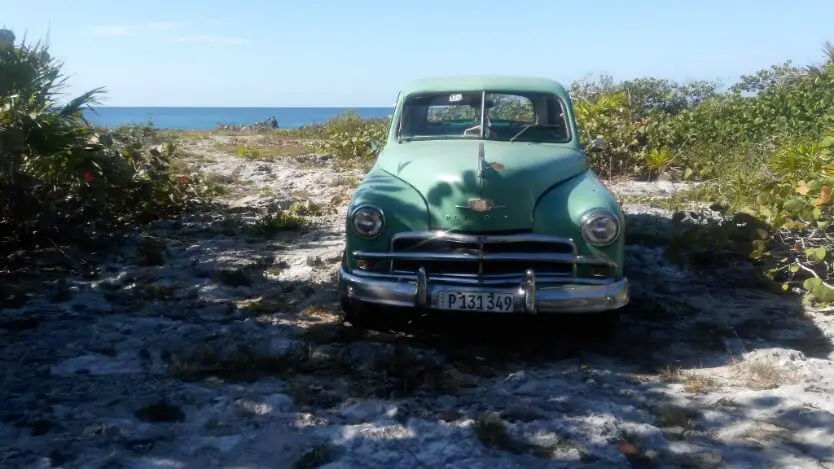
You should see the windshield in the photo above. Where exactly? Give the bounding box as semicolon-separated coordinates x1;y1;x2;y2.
396;90;570;143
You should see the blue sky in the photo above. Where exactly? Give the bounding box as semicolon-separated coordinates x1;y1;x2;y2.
3;0;833;107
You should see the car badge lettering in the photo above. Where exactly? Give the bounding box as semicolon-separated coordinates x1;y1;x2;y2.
456;198;506;213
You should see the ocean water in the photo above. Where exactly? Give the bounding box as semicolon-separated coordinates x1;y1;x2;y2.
82;107;393;130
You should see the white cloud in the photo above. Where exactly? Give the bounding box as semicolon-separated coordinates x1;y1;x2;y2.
89;25;137;37
89;21;183;37
89;22;244;45
173;35;246;45
146;22;183;31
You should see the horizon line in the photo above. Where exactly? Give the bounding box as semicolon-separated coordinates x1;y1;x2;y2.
86;105;394;109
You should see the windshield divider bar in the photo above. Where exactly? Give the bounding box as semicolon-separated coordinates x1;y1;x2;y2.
479;90;486;140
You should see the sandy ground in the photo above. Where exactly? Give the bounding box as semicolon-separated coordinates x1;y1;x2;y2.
2;135;834;469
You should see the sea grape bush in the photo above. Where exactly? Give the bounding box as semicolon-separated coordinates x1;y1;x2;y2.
752;124;834;305
568;45;834;182
573;44;834;305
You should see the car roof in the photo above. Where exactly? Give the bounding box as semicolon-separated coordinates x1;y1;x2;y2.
399;75;570;99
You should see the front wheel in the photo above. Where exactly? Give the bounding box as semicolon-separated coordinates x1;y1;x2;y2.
340;297;391;331
583;309;622;341
341;297;367;328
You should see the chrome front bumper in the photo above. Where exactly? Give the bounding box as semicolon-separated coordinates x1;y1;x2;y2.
338;267;629;314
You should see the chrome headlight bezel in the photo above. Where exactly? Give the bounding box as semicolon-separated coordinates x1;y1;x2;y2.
580;210;621;246
350;204;385;239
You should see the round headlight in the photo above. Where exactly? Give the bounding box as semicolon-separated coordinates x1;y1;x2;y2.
580;210;620;246
351;205;385;238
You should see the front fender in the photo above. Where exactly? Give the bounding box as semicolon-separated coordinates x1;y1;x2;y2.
532;170;625;278
344;169;430;269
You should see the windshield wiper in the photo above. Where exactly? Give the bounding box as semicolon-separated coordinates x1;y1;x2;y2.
509;124;562;142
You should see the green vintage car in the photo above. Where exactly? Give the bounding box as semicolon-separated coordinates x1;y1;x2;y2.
338;75;629;330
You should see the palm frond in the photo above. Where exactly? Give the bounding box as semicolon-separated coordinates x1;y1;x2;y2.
822;41;834;63
59;87;105;117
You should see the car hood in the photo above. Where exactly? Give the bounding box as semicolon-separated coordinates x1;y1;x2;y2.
376;139;588;231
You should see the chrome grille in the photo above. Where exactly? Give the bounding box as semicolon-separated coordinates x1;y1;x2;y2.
351;231;618;284
389;231;577;277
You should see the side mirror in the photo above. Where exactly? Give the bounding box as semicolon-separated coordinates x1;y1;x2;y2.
587;135;608;152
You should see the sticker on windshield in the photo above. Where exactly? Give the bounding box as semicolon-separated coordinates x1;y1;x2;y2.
449;93;462;102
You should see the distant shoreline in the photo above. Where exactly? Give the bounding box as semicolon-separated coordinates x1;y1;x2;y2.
87;106;390;109
82;106;392;130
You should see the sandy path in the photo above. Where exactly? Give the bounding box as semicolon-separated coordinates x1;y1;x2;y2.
1;136;833;469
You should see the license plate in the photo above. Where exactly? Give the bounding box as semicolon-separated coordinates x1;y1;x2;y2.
437;291;515;312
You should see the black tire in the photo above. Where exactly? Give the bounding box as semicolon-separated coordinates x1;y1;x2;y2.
585;309;622;341
340;296;364;326
340;297;389;331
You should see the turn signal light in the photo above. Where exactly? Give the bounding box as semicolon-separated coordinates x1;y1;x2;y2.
357;260;376;270
588;266;610;277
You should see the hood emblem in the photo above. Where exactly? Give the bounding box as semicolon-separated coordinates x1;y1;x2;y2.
456;198;506;212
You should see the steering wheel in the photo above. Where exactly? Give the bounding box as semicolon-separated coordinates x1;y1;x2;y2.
463;124;481;137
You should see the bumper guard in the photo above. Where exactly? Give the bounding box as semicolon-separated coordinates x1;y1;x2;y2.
338;267;629;314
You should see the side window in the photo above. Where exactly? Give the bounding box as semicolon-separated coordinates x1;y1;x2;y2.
488;94;535;122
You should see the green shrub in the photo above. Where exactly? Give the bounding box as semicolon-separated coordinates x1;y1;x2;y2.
0;31;214;255
314;111;390;163
750;126;834;304
565;43;834;304
572;90;644;177
568;44;834;181
668;121;834;305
